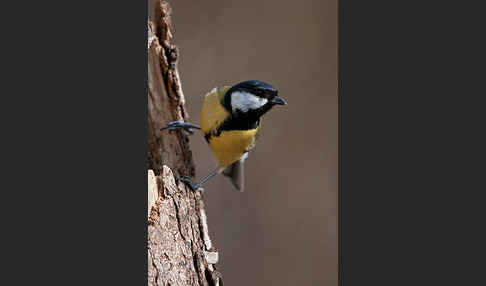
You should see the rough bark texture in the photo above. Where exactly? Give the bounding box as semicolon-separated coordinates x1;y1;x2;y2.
147;1;221;285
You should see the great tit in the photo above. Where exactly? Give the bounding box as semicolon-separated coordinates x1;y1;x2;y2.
161;80;287;192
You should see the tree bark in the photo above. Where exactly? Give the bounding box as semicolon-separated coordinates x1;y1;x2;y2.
147;1;221;285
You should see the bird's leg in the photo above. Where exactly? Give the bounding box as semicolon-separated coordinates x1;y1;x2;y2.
160;121;201;135
177;168;219;193
177;176;201;191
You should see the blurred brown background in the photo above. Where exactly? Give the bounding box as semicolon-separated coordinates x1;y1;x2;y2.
152;0;337;285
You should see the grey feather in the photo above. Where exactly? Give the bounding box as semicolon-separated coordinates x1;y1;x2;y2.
223;159;245;192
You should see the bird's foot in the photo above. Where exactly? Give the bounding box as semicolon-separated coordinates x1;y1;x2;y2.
160;121;201;135
176;176;204;192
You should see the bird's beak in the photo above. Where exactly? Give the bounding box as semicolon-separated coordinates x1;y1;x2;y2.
271;96;287;105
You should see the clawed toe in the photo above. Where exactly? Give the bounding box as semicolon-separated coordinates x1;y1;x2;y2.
161;121;201;135
176;176;204;192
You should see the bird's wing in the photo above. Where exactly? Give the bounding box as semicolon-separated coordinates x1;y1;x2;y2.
200;86;232;134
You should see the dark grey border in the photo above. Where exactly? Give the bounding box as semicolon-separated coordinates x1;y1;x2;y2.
338;0;343;285
5;0;148;284
340;0;484;285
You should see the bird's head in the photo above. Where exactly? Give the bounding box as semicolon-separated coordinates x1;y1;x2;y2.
223;80;287;116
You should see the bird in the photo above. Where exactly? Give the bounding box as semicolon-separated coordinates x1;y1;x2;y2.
161;80;287;192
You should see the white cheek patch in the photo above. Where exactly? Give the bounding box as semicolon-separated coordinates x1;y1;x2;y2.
231;91;268;113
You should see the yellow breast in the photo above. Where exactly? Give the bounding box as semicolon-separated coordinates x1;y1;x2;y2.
200;86;259;168
208;129;258;167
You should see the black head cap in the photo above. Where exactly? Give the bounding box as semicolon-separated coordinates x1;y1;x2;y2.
229;80;277;94
223;80;285;111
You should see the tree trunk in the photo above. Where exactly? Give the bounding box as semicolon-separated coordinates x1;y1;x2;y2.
147;1;221;285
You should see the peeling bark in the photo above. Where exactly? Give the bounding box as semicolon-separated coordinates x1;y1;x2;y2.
147;1;221;285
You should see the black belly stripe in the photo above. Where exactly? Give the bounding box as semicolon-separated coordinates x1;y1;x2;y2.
221;117;259;131
205;115;260;142
204;132;211;143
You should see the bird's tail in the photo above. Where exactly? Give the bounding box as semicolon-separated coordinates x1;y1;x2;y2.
222;159;244;192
